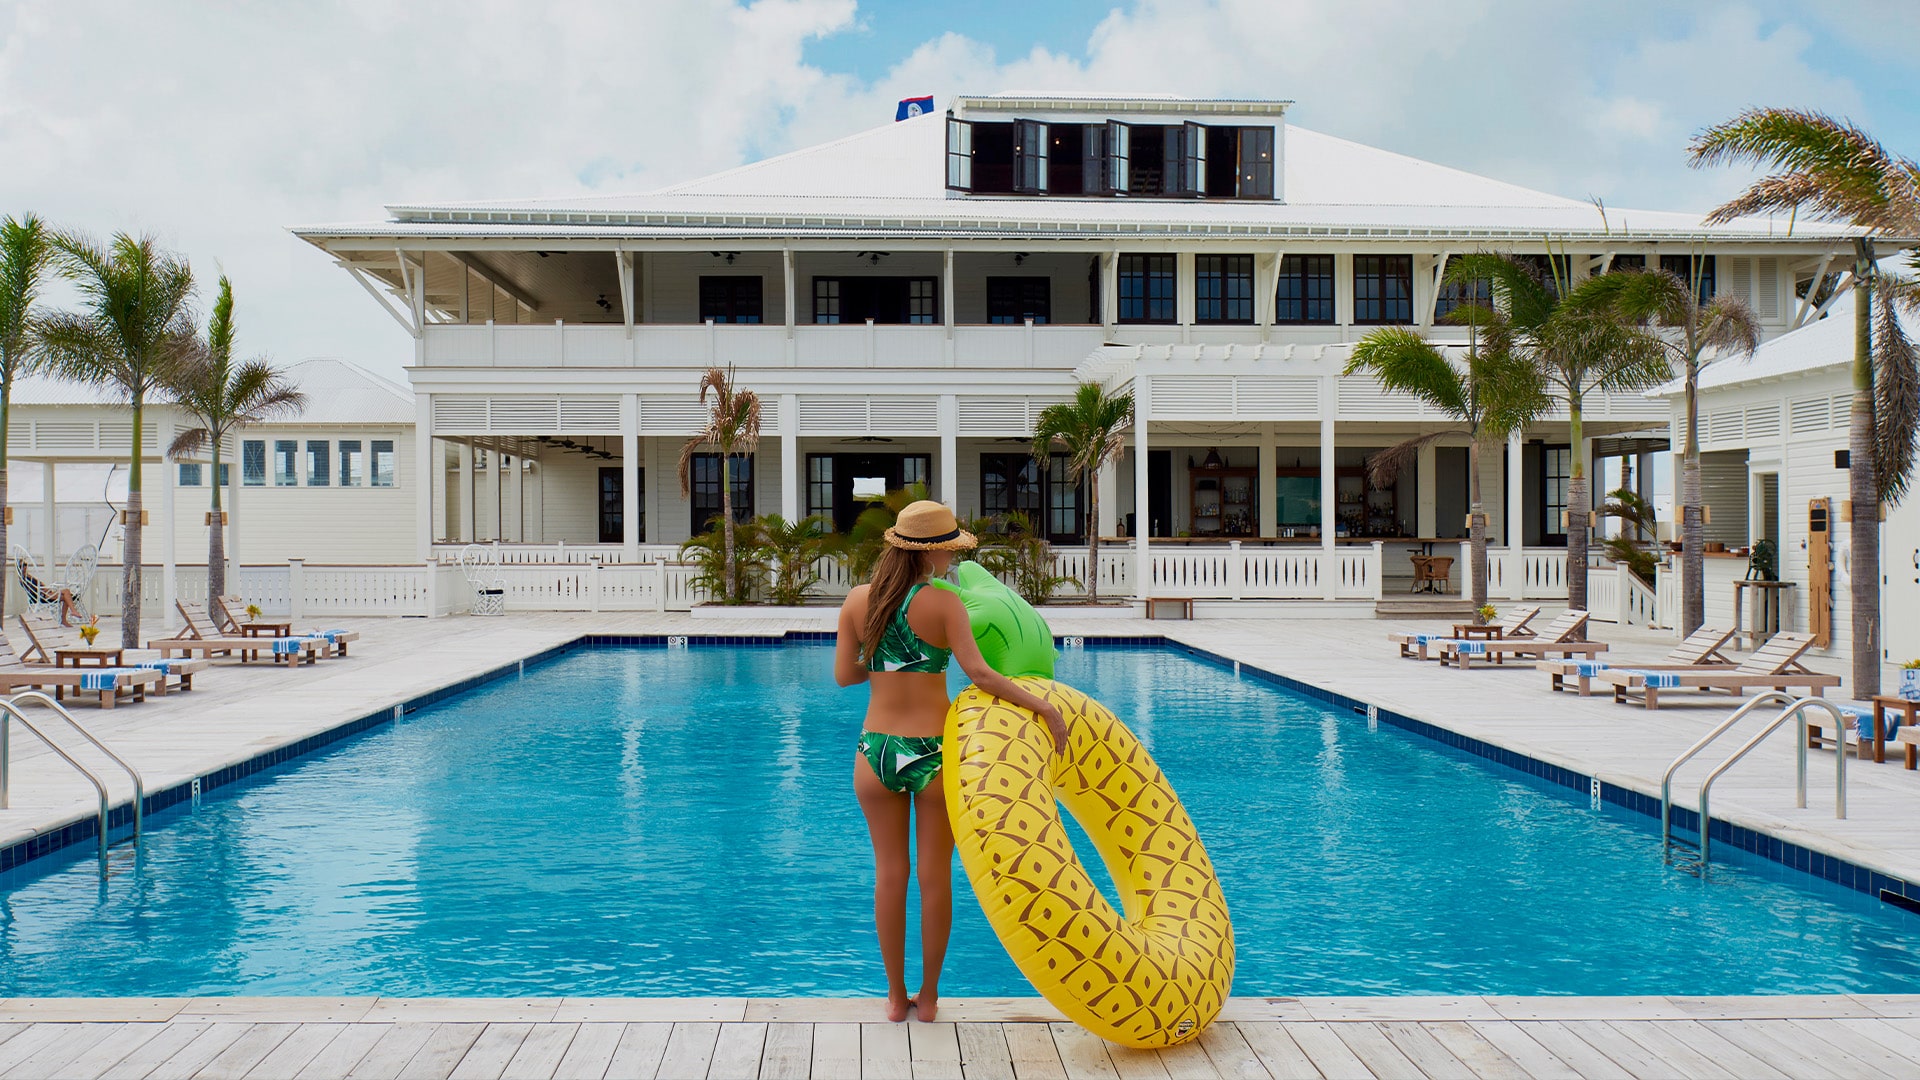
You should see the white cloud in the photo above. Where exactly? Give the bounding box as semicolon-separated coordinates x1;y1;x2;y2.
0;0;1907;381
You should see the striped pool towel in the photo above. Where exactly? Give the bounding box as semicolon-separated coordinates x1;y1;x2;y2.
1413;633;1451;645
1452;640;1487;656
78;670;122;692
129;660;180;674
303;629;349;642
270;637;310;655
1572;661;1611;677
1616;669;1683;688
1838;705;1901;740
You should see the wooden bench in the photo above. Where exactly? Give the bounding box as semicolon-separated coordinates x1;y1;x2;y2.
1145;597;1195;620
1898;726;1920;770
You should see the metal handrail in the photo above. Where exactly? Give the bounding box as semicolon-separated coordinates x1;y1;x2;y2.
1699;697;1848;862
0;691;145;858
1660;691;1797;857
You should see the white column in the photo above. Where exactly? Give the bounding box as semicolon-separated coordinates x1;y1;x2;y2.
938;394;958;508
415;394;433;562
509;449;525;542
1133;375;1152;600
780;393;800;522
1507;431;1525;600
1320;398;1337;600
160;414;177;630
621;394;640;561
942;249;956;365
1416;441;1438;538
41;460;54;561
225;449;240;588
1101;250;1119;332
457;442;475;543
1097;460;1119;538
1257;428;1277;539
1176;251;1195;341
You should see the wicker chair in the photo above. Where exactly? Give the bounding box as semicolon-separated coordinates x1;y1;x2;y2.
460;544;507;616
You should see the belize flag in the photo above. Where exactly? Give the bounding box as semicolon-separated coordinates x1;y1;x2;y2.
896;95;934;121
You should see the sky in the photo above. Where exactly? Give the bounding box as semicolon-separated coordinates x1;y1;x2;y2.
2;0;1917;382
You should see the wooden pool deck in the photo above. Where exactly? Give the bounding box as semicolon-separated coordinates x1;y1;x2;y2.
6;994;1920;1078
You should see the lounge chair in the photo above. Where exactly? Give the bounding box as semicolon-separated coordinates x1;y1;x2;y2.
212;594;358;657
1536;625;1737;695
1597;631;1840;709
148;601;326;666
12;613;208;694
1437;610;1606;669
0;637;161;708
1389;605;1540;660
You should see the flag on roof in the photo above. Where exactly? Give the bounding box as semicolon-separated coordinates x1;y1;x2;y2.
895;96;934;121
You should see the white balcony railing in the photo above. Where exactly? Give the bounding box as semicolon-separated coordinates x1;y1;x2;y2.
421;321;1108;370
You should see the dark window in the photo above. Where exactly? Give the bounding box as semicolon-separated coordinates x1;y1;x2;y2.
971;122;1015;194
1660;254;1716;302
1195;255;1254;324
1434;271;1493;321
1276;254;1335;324
945;117;972;191
179;463;201;487
1127;125;1166;195
1541;445;1570;544
1047;454;1084;542
1163;123;1205;197
1354;255;1414;324
981;453;1082;542
1118;254;1176;324
987;277;1051;324
1609;254;1647;273
1514;253;1568;299
338;440;363;487
691;452;753;534
371;440;395;487
1205;127;1238;198
243;440;266;486
305;440;329;486
1014;119;1048;194
812;277;938;324
806;455;834;520
699;277;763;323
902;454;930;491
1048;124;1084;194
599;466;641;543
273;440;298;486
1235;126;1275;199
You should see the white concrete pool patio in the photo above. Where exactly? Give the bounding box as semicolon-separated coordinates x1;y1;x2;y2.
3;610;1920;1079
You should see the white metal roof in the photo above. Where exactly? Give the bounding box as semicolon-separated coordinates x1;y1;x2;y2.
294;106;1862;245
1656;290;1917;396
10;358;413;423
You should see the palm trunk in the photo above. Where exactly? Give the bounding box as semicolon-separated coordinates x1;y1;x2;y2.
122;399;143;648
1086;478;1101;604
1566;400;1589;638
0;385;10;620
720;452;736;603
1851;238;1880;696
1469;440;1487;613
1680;361;1705;636
208;440;225;606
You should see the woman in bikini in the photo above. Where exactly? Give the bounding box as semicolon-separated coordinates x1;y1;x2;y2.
835;500;1066;1023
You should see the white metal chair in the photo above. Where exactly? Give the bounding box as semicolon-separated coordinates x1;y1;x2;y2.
10;545;60;621
56;544;97;621
460;544;506;616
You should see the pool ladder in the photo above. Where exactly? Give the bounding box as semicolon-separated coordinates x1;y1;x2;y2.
0;690;145;861
1660;692;1848;865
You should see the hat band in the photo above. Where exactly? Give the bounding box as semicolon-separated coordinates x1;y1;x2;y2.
898;527;961;544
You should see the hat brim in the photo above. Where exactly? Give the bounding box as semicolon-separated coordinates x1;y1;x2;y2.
883;526;978;551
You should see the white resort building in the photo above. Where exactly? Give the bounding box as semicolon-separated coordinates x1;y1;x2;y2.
15;95;1901;668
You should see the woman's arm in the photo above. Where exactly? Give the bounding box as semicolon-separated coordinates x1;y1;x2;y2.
937;592;1068;753
834;586;870;687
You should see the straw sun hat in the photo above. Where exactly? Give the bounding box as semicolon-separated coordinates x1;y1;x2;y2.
884;500;978;551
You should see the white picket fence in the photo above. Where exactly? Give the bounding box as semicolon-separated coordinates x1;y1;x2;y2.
1587;563;1666;627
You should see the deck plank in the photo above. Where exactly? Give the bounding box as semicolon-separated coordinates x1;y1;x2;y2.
1102;1042;1172;1080
758;1022;813;1080
1501;1023;1631;1080
1329;1023;1425;1080
145;1023;253;1080
706;1021;767;1080
605;1023;673;1080
1702;1018;1885;1080
64;1023;172;1080
653;1023;722;1080
1461;1022;1578;1080
1282;1022;1376;1079
1833;1017;1920;1071
1649;1020;1790;1080
812;1023;861;1079
1194;1023;1269;1080
1376;1022;1473;1080
294;1023;391;1080
909;1022;963;1080
1231;1023;1319;1080
955;1023;1015;1080
1001;1023;1067;1080
549;1023;625;1080
351;1024;448;1080
0;1024;98;1077
1555;1022;1671;1080
396;1024;486;1080
1151;1038;1216;1080
1600;1020;1742;1080
1784;1018;1920;1078
242;1024;348;1080
1417;1021;1529;1080
499;1021;579;1080
445;1022;536;1080
1046;1023;1118;1080
862;1021;912;1079
0;1020;124;1080
194;1021;298;1080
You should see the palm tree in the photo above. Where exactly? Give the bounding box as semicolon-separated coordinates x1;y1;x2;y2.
0;215;54;615
1346;279;1549;615
166;276;306;609
1031;382;1133;604
1690;109;1920;695
677;366;761;603
38;232;196;647
1582;267;1761;635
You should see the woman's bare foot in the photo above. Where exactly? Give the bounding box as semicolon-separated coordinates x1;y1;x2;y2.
886;991;912;1022
912;992;938;1021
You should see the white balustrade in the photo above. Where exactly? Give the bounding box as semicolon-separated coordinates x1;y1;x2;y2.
423;322;1108;371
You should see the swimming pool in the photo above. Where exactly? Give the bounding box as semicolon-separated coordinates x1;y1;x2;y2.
4;641;1919;998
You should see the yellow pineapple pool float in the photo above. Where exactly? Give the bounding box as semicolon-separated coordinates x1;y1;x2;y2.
935;564;1233;1048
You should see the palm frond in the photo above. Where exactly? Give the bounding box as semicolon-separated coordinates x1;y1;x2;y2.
1364;430;1460;488
0;213;53;381
168;427;210;460
1452;252;1555;330
1032;382;1132;480
1698;295;1762;359
1345;329;1468;417
1874;288;1920;504
1476;348;1552;439
1689;109;1920;231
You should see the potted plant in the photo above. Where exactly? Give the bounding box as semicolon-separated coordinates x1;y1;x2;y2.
1477;603;1498;625
245;603;262;621
77;616;100;645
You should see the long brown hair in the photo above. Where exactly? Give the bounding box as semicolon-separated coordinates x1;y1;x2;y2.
860;545;933;667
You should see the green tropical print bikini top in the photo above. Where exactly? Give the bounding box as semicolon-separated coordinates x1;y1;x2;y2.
867;582;953;673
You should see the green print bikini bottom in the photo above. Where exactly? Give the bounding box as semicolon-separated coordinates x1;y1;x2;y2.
858;731;944;795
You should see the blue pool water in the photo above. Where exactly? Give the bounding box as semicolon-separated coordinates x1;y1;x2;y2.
4;643;1920;998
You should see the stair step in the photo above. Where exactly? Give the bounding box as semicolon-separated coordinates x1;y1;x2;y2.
1375;599;1477;620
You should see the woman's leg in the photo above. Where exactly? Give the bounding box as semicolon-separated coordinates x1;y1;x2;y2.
911;773;954;1021
854;753;914;1022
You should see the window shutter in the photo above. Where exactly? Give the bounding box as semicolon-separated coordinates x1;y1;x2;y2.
1172;121;1206;197
1081;123;1109;195
945;117;972;191
1014;119;1049;194
1106;120;1130;194
1237;126;1274;199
